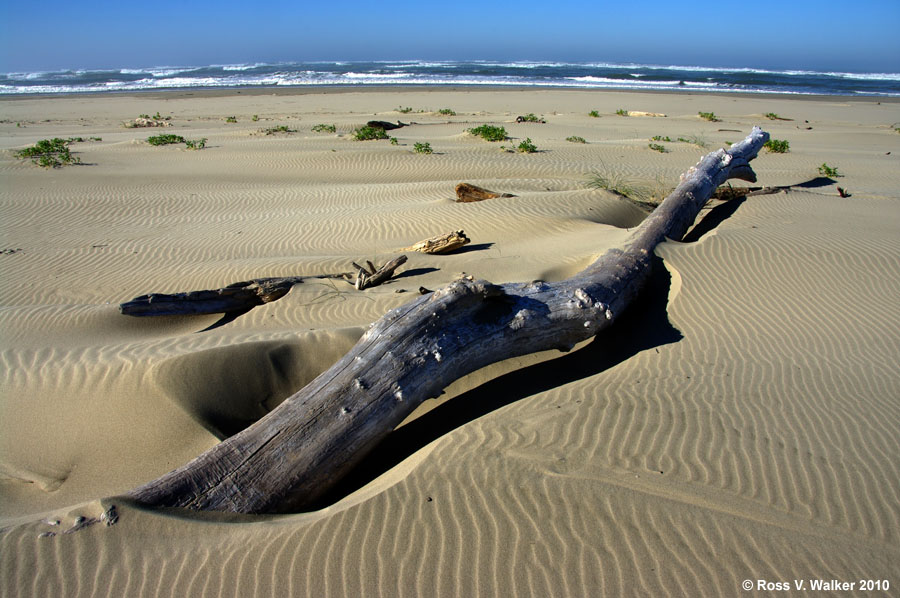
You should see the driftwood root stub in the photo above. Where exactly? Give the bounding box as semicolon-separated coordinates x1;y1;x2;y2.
455;183;515;203
128;127;770;514
403;230;471;254
354;255;408;290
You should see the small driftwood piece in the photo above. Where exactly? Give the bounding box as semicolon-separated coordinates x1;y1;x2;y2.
128;127;770;514
455;183;515;203
367;120;407;131
119;275;347;317
124;117;171;128
403;230;470;254
516;115;546;123
353;255;408;290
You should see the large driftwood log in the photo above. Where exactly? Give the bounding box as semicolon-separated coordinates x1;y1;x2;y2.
129;127;770;514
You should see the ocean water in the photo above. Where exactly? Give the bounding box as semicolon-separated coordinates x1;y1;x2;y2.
2;60;898;97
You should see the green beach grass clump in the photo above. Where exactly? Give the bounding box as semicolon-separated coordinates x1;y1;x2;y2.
677;134;708;148
566;135;587;143
147;134;207;150
650;135;672;142
147;134;186;146
764;139;790;153
184;138;207;150
14;138;81;168
817;163;841;177
437;108;456;116
225;116;238;123
587;170;636;197
588;110;600;118
518;113;541;122
413;142;433;154
353;125;389;141
311;124;337;133
262;125;297;135
698;111;720;122
516;138;538;153
648;143;668;153
615;109;629;116
468;124;507;142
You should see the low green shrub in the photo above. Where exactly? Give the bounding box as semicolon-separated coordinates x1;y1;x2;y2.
764;139;790;153
184;138;207;150
518;113;541;122
817;163;841;177
353;125;389;140
147;134;186;146
650;135;672;142
468;124;507;141
413;142;433;154
262;125;297;135
648;143;668;153
588;110;600;118
225;116;237;123
566;135;586;143
14;138;81;168
698;111;720;122
437;108;456;116
311;124;337;133
615;109;629;116
517;138;538;153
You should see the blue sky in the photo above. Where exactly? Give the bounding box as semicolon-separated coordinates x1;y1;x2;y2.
2;0;899;73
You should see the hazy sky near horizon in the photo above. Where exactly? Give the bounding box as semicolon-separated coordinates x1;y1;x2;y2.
2;0;898;73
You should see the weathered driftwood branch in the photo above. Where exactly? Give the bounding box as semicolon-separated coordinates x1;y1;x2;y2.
403;230;471;254
367;120;407;131
120;257;408;316
455;182;515;203
128;127;769;514
354;255;408;290
119;275;344;317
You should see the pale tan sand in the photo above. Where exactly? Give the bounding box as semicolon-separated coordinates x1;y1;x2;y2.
1;89;899;596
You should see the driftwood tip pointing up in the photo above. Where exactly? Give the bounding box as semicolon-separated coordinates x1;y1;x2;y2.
455;183;515;203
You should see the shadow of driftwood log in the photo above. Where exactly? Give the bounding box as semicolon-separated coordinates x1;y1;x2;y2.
453;242;495;254
309;257;681;509
683;196;747;243
395;267;440;280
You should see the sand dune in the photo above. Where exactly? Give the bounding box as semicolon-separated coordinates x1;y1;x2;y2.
2;89;899;596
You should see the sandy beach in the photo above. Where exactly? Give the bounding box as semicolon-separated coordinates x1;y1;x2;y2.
1;88;898;596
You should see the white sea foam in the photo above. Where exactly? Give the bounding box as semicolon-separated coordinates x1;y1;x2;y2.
2;61;898;96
